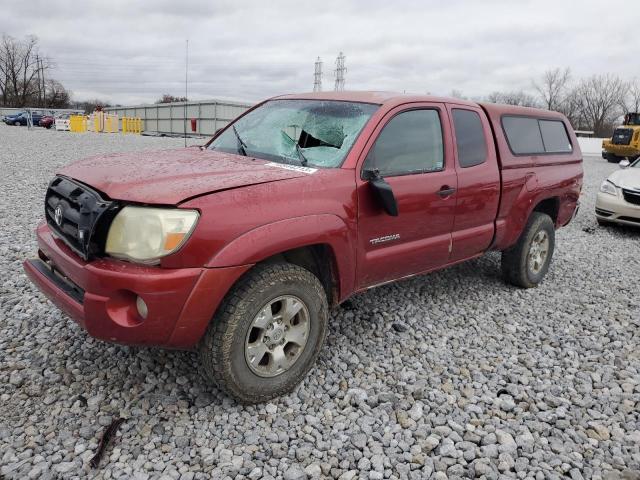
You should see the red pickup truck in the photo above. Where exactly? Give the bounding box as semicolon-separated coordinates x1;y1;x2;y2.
24;92;582;402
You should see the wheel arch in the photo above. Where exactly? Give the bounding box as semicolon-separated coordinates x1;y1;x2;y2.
495;192;561;251
207;214;356;304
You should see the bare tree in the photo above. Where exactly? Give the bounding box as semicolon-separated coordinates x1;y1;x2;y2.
45;79;71;108
449;89;467;100
576;74;625;136
557;87;586;129
155;93;188;104
534;67;571;111
0;34;54;107
486;90;538;107
71;98;112;113
620;78;640;114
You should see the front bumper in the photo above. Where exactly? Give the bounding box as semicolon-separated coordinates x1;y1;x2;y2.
595;192;640;227
23;223;250;348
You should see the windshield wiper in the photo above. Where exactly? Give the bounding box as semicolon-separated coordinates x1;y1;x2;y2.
232;125;248;156
295;143;309;166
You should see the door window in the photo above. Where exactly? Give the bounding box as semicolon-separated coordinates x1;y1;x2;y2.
363;109;444;177
452;109;487;168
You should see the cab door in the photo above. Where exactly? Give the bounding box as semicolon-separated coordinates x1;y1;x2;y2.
446;105;500;261
356;104;457;288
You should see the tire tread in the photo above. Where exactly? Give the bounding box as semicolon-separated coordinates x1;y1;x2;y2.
199;262;328;404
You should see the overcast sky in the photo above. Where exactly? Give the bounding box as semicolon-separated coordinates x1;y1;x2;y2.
2;0;639;105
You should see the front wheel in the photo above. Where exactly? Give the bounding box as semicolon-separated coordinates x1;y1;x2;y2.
501;212;555;288
199;262;328;403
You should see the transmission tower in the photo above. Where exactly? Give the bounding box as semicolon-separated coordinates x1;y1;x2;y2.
334;52;346;91
313;57;323;92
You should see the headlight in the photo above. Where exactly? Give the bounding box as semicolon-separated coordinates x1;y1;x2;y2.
105;206;199;264
599;179;618;196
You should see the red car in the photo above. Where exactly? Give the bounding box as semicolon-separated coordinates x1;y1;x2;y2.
38;115;55;129
24;92;582;402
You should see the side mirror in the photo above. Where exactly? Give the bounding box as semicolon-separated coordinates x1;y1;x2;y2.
619;159;630;168
364;169;398;216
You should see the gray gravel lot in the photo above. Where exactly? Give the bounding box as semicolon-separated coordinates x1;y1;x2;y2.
0;123;639;480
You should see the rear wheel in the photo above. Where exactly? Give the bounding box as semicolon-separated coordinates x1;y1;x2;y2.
199;262;328;403
501;212;555;288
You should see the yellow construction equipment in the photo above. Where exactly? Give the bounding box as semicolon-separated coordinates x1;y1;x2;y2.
602;112;640;163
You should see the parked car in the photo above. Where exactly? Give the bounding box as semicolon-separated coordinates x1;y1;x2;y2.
3;111;44;126
39;115;55;129
596;157;640;227
2;112;25;125
23;92;583;402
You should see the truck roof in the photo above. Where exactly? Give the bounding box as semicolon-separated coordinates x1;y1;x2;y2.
274;91;479;109
273;91;568;120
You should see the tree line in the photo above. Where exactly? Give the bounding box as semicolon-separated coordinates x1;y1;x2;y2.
0;34;71;109
0;35;181;112
455;68;640;137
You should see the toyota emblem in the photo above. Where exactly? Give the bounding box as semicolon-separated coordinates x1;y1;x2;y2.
54;205;63;226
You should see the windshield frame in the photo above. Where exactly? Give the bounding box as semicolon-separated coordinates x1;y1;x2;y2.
205;98;381;169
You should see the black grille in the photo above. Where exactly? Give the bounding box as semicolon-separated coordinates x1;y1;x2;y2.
622;188;640;206
612;128;633;145
45;176;119;260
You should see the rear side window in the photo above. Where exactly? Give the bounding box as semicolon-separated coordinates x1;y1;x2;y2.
539;120;572;153
502;116;573;155
452;109;487;167
364;109;443;177
502;117;545;154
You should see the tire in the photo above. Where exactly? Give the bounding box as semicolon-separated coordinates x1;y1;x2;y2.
606;154;619;163
501;212;555;288
199;262;328;403
13;121;20;126
597;218;609;227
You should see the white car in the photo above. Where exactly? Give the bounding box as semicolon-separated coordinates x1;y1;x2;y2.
596;158;640;227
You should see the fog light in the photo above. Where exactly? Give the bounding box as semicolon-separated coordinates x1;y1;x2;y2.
136;296;148;319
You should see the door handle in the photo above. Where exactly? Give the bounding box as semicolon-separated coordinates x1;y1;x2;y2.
437;186;456;198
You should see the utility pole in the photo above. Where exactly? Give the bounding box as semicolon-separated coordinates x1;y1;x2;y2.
40;57;46;108
313;57;323;92
334;52;346;92
184;39;188;148
35;55;41;107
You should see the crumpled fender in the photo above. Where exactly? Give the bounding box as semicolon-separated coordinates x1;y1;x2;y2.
207;214;356;301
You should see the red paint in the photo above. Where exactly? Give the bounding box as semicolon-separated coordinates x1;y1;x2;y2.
24;92;583;349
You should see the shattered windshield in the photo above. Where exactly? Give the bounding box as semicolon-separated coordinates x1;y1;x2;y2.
208;99;379;167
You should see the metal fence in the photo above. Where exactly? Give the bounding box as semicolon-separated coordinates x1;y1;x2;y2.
0;107;84;117
104;99;253;136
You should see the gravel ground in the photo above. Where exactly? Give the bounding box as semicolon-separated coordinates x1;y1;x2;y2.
0;124;638;480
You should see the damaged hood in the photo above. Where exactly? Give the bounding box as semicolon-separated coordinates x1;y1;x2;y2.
608;167;640;191
59;148;312;204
